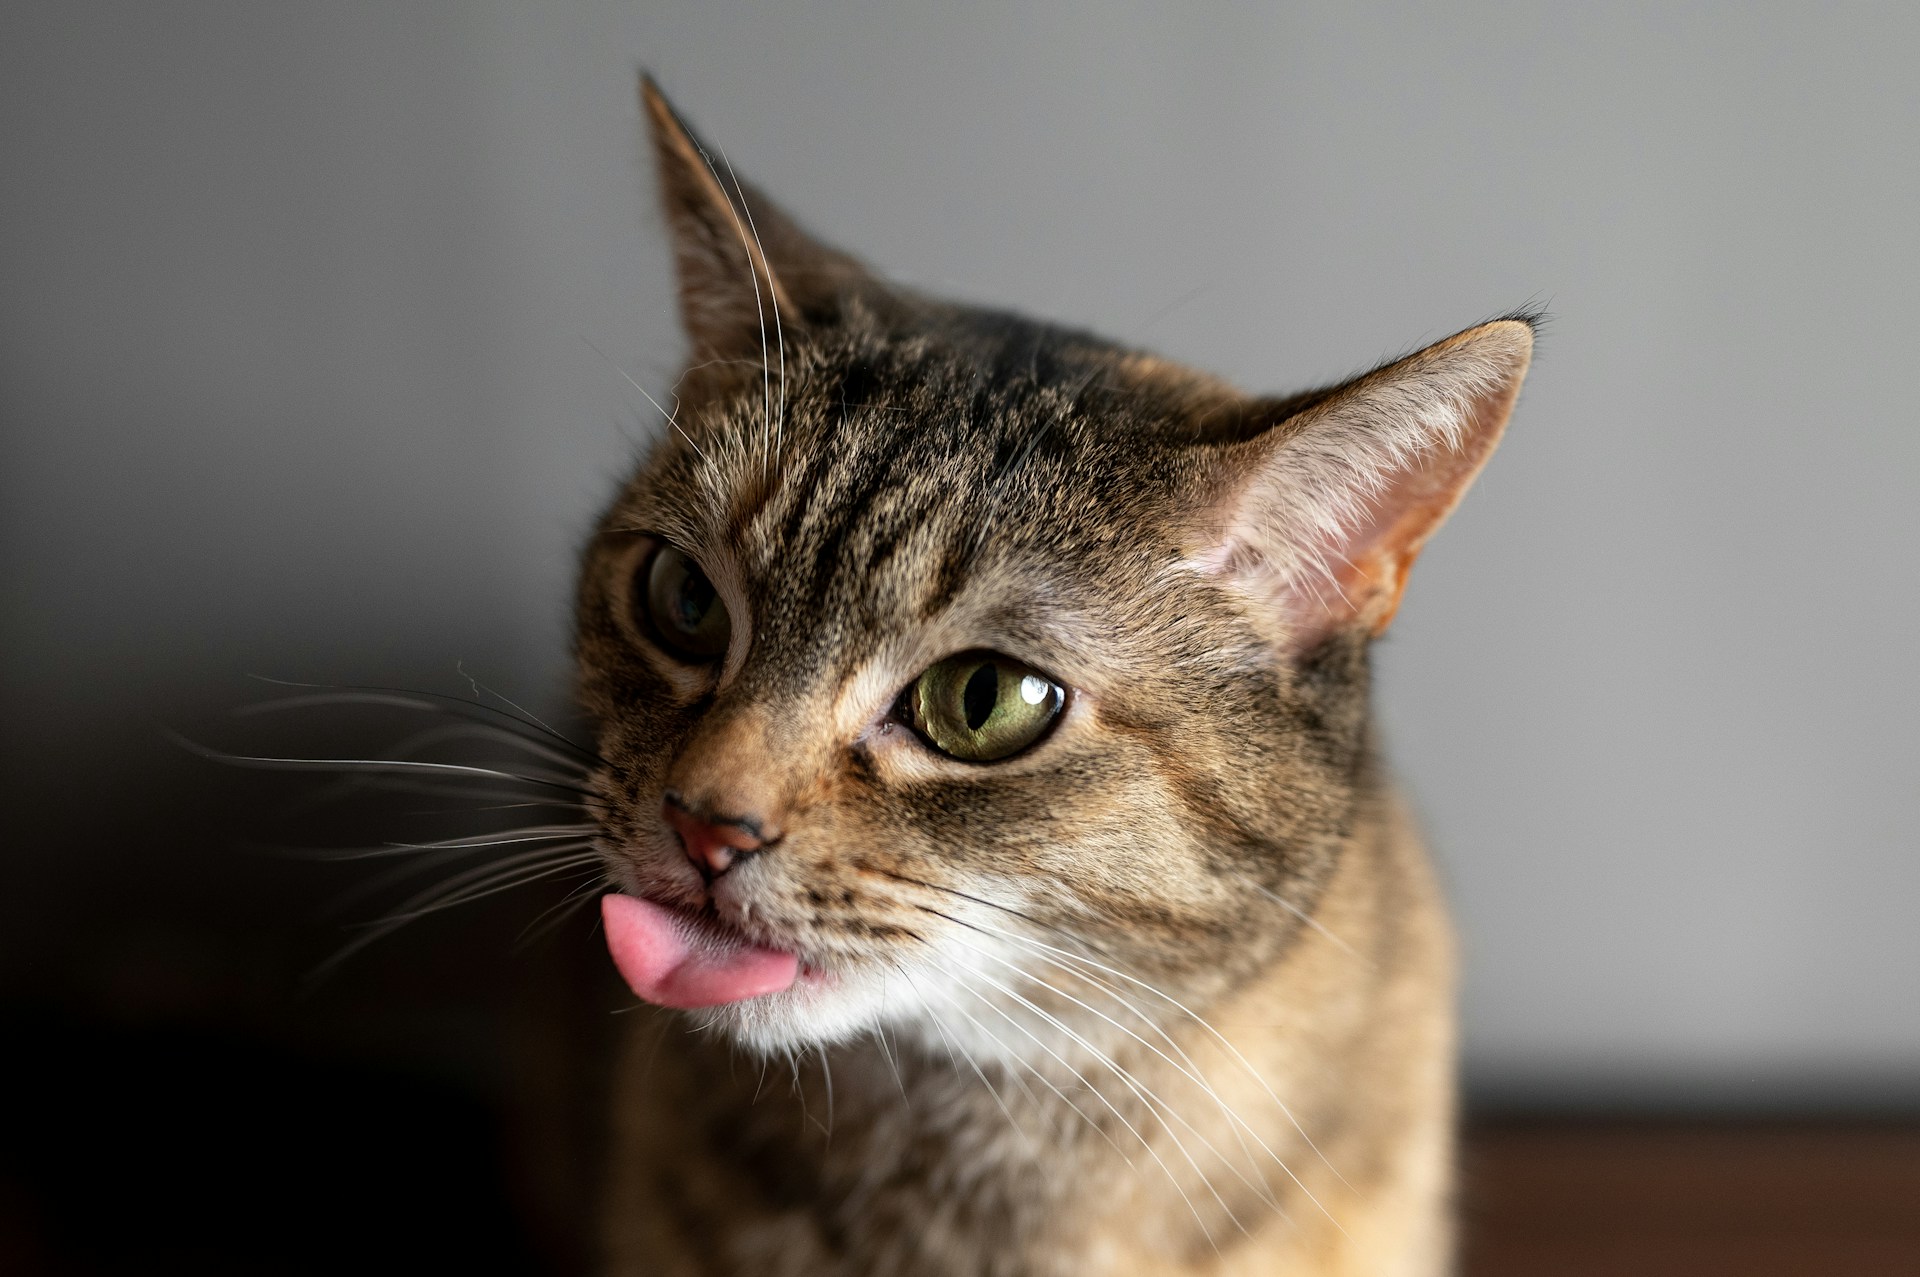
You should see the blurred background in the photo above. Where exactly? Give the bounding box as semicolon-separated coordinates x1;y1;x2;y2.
3;2;1916;1273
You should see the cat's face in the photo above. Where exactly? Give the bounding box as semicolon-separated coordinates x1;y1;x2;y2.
577;318;1358;1056
574;82;1529;1058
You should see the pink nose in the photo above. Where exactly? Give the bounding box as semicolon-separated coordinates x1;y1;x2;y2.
663;797;769;880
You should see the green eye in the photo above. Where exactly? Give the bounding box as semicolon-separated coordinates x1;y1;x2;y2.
640;544;732;661
905;653;1065;762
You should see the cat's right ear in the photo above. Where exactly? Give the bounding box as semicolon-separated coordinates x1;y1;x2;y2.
641;76;870;362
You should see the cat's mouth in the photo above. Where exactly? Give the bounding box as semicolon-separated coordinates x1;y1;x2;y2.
600;892;810;1009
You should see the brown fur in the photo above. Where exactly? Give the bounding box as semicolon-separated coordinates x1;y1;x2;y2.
578;79;1532;1276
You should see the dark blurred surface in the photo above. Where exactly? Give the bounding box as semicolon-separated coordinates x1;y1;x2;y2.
9;1027;1916;1277
2;1010;536;1276
1461;1118;1920;1276
0;696;621;1276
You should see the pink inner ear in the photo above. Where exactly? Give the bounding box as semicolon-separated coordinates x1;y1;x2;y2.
1218;321;1532;655
1320;437;1485;638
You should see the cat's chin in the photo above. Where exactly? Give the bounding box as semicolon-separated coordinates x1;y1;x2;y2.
681;970;904;1056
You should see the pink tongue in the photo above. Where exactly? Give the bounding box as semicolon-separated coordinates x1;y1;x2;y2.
600;894;799;1009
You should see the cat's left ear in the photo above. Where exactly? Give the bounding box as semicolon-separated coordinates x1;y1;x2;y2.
1200;317;1534;655
641;76;871;362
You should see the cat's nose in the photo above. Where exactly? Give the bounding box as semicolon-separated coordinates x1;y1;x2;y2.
662;793;772;881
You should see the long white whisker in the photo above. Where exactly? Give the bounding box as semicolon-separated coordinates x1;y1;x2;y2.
238;675;600;763
872;1013;910;1105
453;662;576;754
866;870;1352;1217
287;824;596;863
936;927;1285;1218
717;148;785;470
690;140;773;481
381;861;605;937
310;846;600;977
942;946;1249;1239
306;776;585;810
374;846;602;922
513;876;610;948
172;735;597;799
894;962;1047;1156
364;720;591;776
939;964;1218;1252
582;335;710;465
926;910;1289;1205
818;1046;835;1143
979;920;1349;1218
1244;877;1364;962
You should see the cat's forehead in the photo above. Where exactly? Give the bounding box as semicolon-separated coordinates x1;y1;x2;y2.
654;325;1205;560
607;314;1231;684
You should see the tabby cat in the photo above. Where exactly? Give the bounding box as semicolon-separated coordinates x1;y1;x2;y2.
580;79;1533;1277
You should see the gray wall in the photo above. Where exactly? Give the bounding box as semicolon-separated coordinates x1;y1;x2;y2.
4;1;1916;1105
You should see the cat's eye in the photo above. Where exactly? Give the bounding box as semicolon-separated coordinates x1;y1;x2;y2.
903;653;1065;763
638;544;732;662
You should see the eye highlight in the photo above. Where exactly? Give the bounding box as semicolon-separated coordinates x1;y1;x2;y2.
637;543;731;662
904;653;1064;762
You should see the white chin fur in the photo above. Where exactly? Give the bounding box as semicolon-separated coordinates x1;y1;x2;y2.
688;925;1052;1061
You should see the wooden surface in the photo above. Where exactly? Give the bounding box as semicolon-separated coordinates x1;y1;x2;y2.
1461;1119;1920;1276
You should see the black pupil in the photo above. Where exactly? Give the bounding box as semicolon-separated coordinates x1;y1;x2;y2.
674;566;714;631
962;662;998;731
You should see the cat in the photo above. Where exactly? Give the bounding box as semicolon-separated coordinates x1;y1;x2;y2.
578;78;1533;1277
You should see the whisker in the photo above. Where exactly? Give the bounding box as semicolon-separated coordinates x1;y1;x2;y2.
370;849;604;924
717;148;786;470
308;847;600;979
309;777;587;811
897;958;1066;1130
689;137;774;481
239;675;602;764
956;913;1351;1216
929;906;1290;1205
931;923;1284;1224
238;696;593;777
937;964;1219;1251
818;1046;835;1144
370;721;591;776
870;867;1350;1215
862;865;1113;958
1244;877;1364;962
171;733;600;801
870;1005;911;1106
370;841;600;911
283;824;598;863
582;335;710;465
930;931;1252;1238
903;963;1103;1161
514;877;610;949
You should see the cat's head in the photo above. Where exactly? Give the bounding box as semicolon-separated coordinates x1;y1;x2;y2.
575;81;1531;1057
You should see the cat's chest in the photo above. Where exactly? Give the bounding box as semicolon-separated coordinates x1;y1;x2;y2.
610;1032;1156;1277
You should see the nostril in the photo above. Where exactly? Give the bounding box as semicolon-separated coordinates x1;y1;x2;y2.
662;796;769;881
